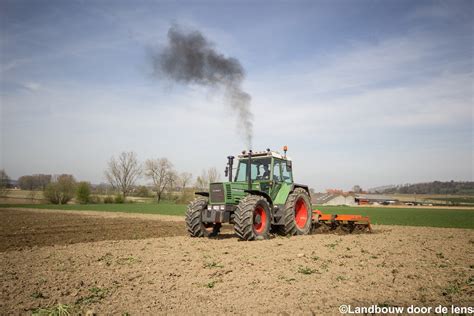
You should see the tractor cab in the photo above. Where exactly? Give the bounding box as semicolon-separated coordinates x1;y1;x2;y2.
233;149;293;201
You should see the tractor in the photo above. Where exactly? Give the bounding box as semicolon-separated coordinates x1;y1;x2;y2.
186;147;314;240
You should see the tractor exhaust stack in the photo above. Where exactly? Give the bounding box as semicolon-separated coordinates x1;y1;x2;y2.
227;156;234;182
247;150;252;190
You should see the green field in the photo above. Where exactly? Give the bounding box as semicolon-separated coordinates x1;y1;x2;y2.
315;206;473;229
429;196;474;206
1;203;473;229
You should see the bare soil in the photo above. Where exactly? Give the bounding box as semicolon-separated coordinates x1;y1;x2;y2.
0;209;186;252
1;208;473;315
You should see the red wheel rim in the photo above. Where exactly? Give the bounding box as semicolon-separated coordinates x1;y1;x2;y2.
253;205;267;234
295;198;308;229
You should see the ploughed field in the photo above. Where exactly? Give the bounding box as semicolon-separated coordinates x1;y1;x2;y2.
1;208;473;315
0;208;186;251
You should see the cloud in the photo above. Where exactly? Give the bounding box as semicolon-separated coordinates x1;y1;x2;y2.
0;58;31;73
248;30;472;136
21;81;41;91
243;29;472;189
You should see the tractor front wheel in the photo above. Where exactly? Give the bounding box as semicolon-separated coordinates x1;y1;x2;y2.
185;197;220;237
234;195;271;240
277;188;312;236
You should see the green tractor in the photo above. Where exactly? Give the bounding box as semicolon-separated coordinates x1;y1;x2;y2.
185;147;313;240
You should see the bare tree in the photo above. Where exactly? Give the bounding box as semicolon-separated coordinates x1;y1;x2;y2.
195;174;208;191
167;170;178;192
0;169;10;196
18;175;34;190
36;174;52;190
194;168;221;191
144;158;174;203
179;172;193;191
105;151;141;197
207;167;220;183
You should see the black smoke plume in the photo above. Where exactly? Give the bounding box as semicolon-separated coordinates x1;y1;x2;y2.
151;25;253;147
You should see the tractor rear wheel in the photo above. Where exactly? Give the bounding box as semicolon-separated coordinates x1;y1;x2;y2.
277;188;312;236
234;195;271;240
185;197;220;237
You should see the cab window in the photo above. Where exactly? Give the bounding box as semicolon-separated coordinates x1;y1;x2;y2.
235;158;271;182
282;161;293;183
273;160;282;182
235;162;247;182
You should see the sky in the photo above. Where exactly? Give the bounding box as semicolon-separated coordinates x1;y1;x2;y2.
0;0;472;191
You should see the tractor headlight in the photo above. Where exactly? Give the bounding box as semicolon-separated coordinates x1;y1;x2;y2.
213;205;220;210
220;205;225;210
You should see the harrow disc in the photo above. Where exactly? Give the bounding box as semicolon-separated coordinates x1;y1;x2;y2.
311;210;372;234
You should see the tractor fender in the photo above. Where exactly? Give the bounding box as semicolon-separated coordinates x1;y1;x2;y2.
244;190;273;207
195;192;209;197
291;184;310;195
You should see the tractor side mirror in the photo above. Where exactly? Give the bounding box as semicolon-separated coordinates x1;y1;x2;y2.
286;161;292;171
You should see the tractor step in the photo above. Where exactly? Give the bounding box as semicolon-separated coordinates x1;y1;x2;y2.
311;210;372;233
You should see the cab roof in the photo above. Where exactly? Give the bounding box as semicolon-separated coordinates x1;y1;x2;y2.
237;150;292;161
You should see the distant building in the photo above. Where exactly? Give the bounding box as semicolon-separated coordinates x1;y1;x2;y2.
312;193;356;206
312;192;400;206
355;194;399;205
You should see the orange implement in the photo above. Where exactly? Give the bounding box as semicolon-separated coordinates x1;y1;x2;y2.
312;209;372;233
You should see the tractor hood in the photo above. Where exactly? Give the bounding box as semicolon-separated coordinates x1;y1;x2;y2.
209;181;261;205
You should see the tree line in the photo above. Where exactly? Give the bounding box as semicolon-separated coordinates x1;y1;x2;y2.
104;151;220;202
0;151;221;204
380;181;474;195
